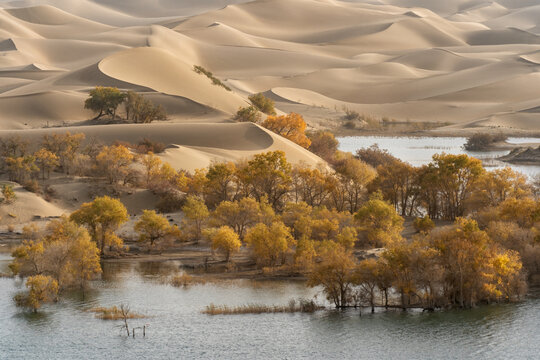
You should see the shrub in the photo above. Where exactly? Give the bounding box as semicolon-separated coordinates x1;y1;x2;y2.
137;138;167;154
307;131;338;161
464;132;508;151
124;91;167;123
413;216;435;233
156;191;185;213
43;185;56;202
169;273;206;287
1;184;16;204
23;179;40;194
343;107;360;121
89;306;146;320
248;93;276;115
202;298;322;315
343;121;356;129
193;65;231;91
234;106;261;123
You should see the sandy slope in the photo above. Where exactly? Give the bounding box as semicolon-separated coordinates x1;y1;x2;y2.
0;122;326;171
0;0;538;132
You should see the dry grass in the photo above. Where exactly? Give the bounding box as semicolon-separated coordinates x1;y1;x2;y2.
169;273;207;287
89;306;146;320
203;299;323;315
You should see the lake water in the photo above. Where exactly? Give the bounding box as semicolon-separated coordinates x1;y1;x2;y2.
337;136;540;178
1;253;539;360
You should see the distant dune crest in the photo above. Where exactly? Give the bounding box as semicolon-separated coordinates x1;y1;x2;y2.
0;0;538;130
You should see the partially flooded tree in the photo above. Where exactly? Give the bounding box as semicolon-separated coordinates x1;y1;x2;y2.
354;258;380;312
14;275;58;313
308;243;356;308
10;216;102;290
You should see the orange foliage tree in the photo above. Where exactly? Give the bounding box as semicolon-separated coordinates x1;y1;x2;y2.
262;113;311;148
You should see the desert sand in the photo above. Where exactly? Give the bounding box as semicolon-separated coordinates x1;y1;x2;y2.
0;0;538;132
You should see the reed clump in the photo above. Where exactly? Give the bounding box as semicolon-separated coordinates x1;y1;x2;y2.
203;298;322;315
89;306;146;320
169;273;207;288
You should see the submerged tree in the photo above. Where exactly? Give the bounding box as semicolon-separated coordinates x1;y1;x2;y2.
14;275;59;313
10;216;102;290
308;243;356;308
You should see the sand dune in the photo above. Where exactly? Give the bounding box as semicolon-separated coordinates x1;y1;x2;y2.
0;122;326;171
0;184;66;224
0;0;538;132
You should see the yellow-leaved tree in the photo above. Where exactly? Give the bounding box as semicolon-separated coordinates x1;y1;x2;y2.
10;216;102;290
34;148;59;180
208;226;242;262
308;243;356;308
210;197;262;239
70;196;128;257
181;195;209;242
244;221;295;268
135;209;180;250
355;192;404;247
18;275;59;313
96;145;135;184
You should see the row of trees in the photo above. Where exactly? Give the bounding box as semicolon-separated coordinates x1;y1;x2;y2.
358;145;533;221
4;124;538;312
309;218;526;309
11;187;533;312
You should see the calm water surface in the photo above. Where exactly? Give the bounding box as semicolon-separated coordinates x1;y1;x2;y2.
338;136;540;177
0;254;539;359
